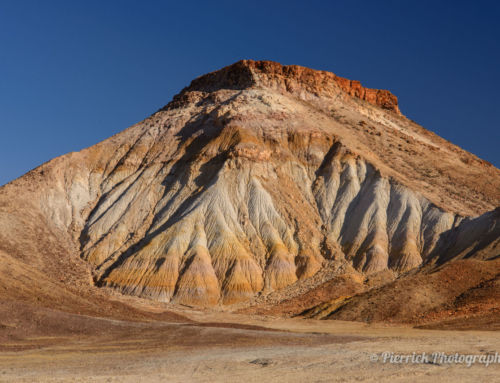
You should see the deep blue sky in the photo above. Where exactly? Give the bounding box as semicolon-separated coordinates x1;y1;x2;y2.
1;1;499;186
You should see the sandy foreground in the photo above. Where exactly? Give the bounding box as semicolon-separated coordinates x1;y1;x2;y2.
0;309;499;383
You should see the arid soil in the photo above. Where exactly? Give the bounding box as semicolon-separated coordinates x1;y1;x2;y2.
0;308;499;382
300;259;500;327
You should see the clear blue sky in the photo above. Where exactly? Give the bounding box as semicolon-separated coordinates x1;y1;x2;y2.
1;0;499;186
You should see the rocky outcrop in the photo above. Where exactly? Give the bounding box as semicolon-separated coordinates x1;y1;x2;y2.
333;77;399;113
168;60;400;113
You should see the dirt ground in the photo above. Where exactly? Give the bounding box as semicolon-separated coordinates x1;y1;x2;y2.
1;307;499;383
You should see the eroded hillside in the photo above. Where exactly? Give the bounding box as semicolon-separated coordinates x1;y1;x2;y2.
0;60;498;315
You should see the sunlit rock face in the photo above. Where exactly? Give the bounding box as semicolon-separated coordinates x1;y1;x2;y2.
9;60;499;306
